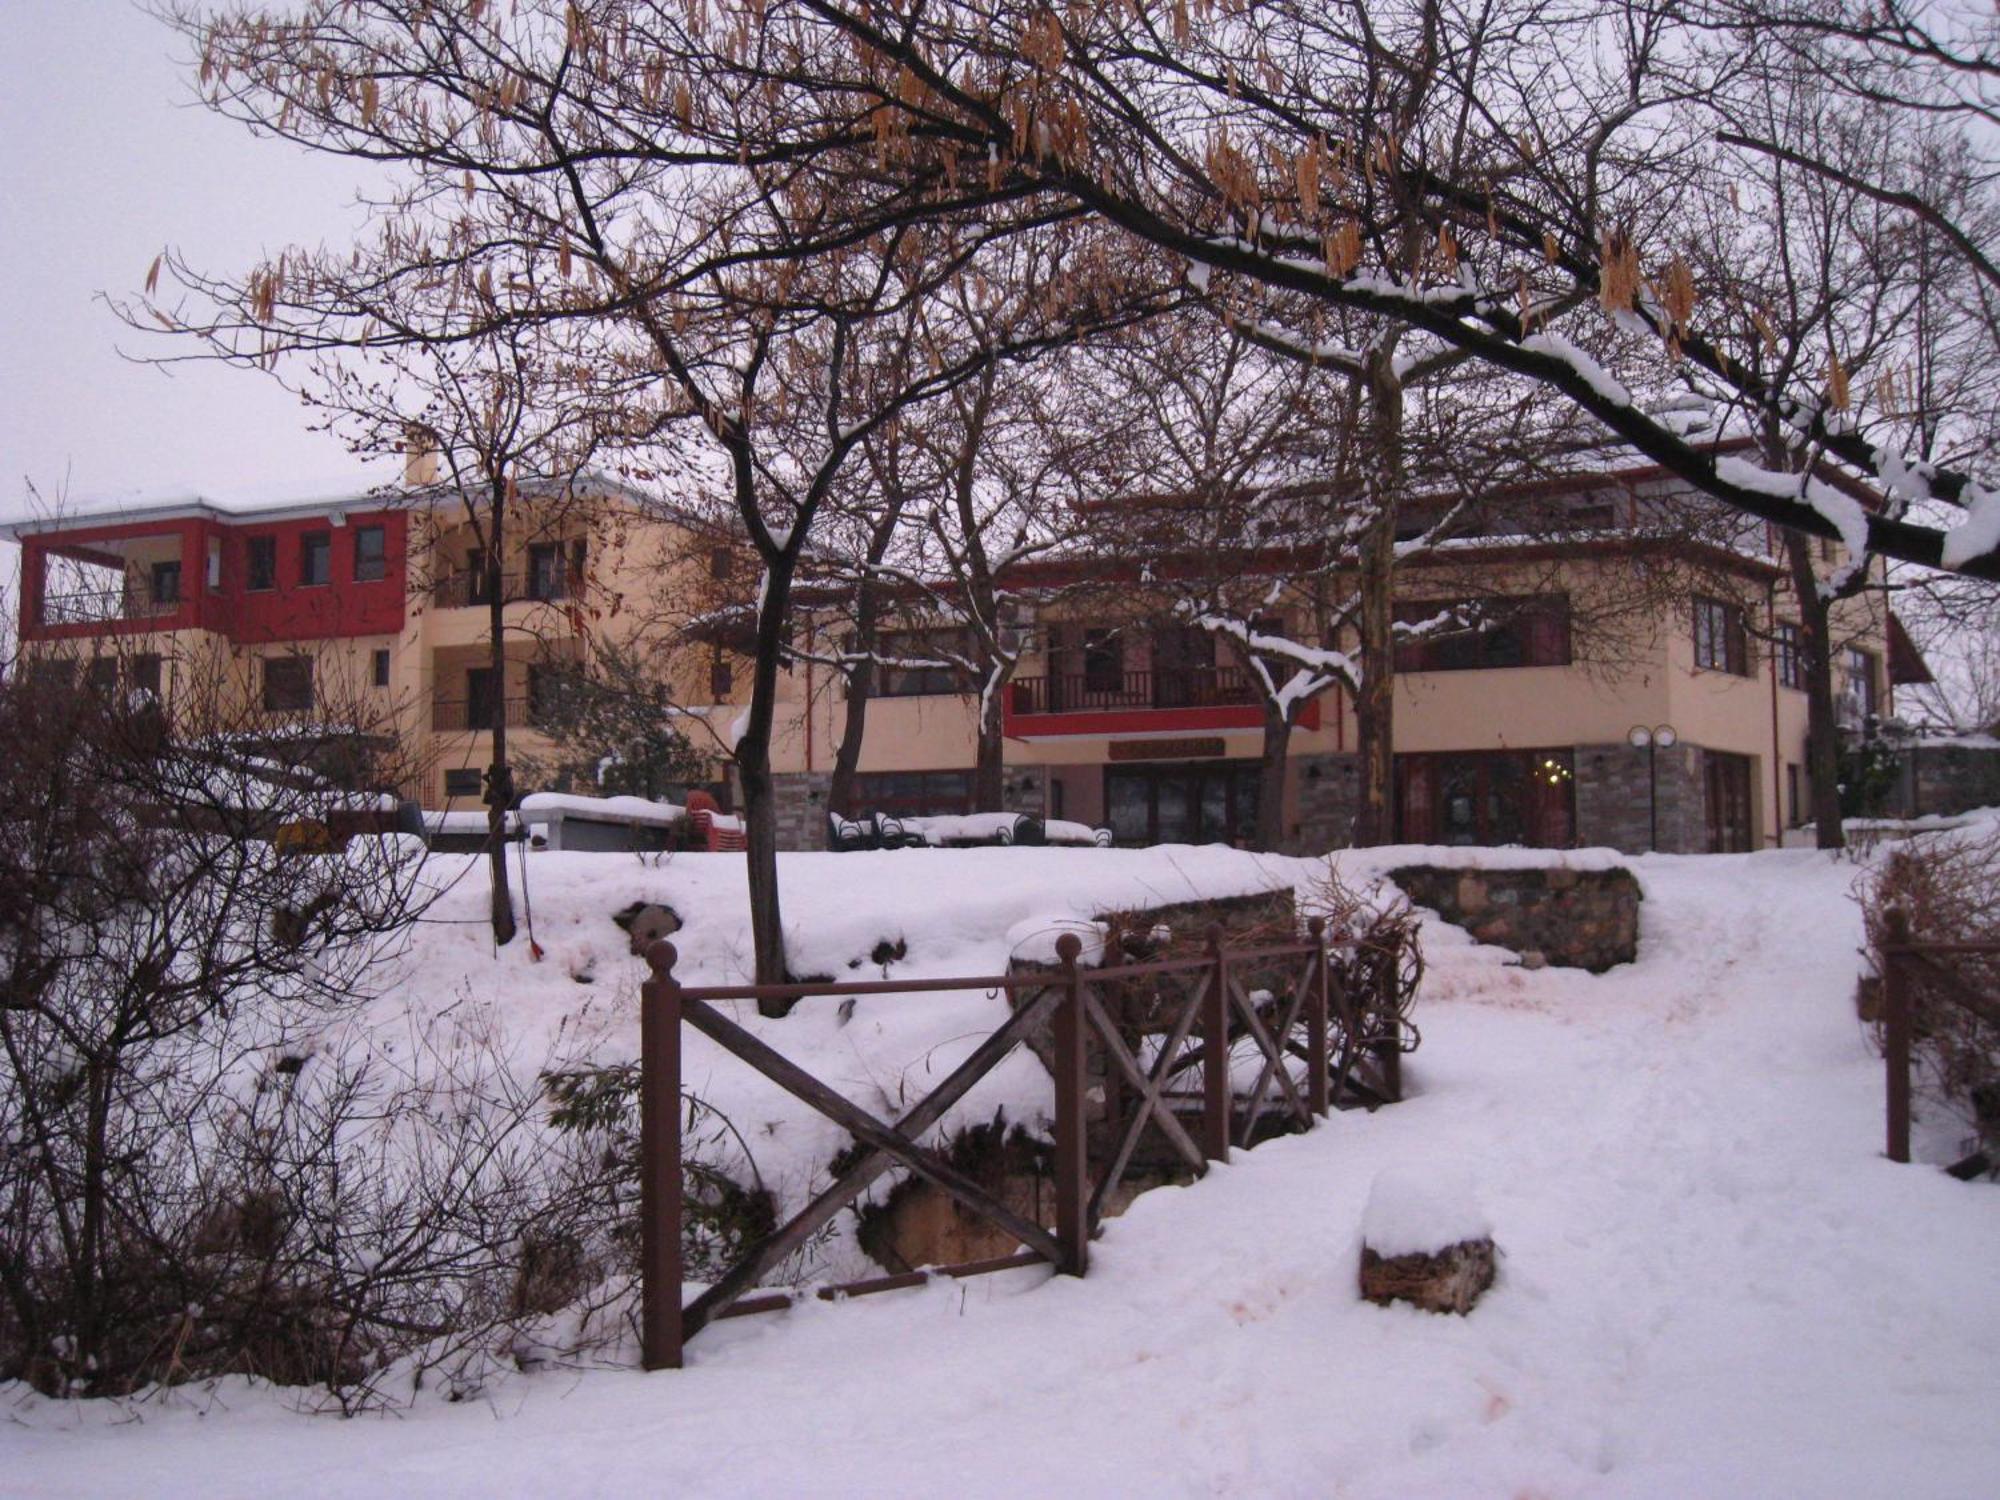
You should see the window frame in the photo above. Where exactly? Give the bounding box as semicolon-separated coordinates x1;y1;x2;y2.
1394;594;1572;673
299;531;332;588
245;535;277;592
1775;621;1806;691
353;524;388;583
1693;595;1750;676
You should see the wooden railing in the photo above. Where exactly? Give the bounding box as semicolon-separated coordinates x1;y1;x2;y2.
1008;665;1256;715
1877;908;2000;1165
635;918;1411;1370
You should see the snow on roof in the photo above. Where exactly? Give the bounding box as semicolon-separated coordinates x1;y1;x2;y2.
0;469;407;537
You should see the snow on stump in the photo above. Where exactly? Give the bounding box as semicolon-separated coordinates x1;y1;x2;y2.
1358;1166;1496;1316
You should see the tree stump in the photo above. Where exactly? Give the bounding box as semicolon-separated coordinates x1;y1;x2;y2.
1358;1167;1496;1315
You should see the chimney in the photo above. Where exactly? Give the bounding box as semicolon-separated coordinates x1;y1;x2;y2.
403;425;440;488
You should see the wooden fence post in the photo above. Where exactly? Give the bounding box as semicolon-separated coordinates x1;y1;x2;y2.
1306;916;1330;1118
1883;908;1913;1165
641;939;685;1370
1203;924;1231;1163
1053;933;1090;1276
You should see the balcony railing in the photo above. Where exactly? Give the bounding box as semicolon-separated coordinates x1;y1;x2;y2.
1008;665;1257;715
430;571;581;609
38;580;182;627
432;696;543;732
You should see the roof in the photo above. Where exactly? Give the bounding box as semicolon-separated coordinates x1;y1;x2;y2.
0;466;677;542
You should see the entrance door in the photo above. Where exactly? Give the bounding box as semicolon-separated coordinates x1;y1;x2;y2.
1395;750;1576;847
1104;762;1259;845
1704;752;1755;852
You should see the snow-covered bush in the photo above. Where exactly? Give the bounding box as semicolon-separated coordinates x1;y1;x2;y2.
1860;822;2000;1169
0;647;638;1404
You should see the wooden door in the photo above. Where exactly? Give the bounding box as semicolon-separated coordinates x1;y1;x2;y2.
1705;752;1754;852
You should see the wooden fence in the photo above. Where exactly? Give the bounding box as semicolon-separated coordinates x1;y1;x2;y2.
1877;907;2000;1165
636;918;1410;1370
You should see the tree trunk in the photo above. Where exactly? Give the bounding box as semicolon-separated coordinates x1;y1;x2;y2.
1784;529;1847;851
825;657;874;829
973;677;1007;812
1351;348;1405;847
484;503;516;945
740;554;799;994
1256;705;1293;852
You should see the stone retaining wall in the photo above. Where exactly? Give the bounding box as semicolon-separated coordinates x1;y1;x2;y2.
1389;863;1640;972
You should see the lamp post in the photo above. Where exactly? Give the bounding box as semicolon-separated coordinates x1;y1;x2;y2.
1626;724;1678;852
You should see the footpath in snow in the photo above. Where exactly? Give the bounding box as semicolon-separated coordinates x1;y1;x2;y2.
10;842;2000;1498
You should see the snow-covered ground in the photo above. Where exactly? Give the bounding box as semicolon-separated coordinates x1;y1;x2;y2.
11;838;2000;1498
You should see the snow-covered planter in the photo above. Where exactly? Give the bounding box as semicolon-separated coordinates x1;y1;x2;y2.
1358;1168;1496;1315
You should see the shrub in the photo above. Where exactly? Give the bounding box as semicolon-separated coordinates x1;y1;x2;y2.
1859;823;2000;1168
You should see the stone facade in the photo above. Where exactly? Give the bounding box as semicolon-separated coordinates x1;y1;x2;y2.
1573;741;1706;854
1389;863;1641;972
1291;751;1362;853
769;770;834;851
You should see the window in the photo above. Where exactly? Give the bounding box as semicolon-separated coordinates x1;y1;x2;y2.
466;666;501;728
1786;763;1803;828
300;532;332;586
1693;596;1749;675
1775;622;1806;690
372;648;391;688
709;656;734;699
262;655;314;713
850;769;973;819
246;536;277;591
526;663;561;727
527;539;584;601
1395;595;1571;672
130;653;162;701
709;545;734;580
1842;647;1880;724
86;656;119;698
878;628;971;697
150;560;181;606
443;767;483;799
1082;629;1125;694
353;525;387;582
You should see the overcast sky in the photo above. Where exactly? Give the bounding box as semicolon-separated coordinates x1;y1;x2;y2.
0;2;387;521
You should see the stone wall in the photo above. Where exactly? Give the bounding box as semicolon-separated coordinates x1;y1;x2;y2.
1573;741;1706;854
1292;752;1361;854
1389;863;1640;972
1904;741;2000;819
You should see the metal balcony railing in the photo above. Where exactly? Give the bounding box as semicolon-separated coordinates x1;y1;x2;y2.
38;580;182;626
431;696;541;732
430;571;581;609
1007;665;1256;715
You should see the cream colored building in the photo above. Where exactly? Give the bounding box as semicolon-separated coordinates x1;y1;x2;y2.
5;455;1920;853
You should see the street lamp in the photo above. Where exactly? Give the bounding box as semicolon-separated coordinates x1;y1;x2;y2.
1626;724;1678;852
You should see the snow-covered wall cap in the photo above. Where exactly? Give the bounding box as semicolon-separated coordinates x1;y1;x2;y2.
1361;1166;1493;1258
518;791;686;827
1341;843;1632;877
1006;916;1110;968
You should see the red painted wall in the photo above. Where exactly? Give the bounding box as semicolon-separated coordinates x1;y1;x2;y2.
19;510;407;645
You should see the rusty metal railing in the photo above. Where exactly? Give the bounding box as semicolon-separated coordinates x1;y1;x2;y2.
636;918;1410;1370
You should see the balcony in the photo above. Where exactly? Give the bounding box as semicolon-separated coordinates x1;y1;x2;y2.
431;696;542;732
38;577;182;627
430;569;581;609
1008;665;1257;715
